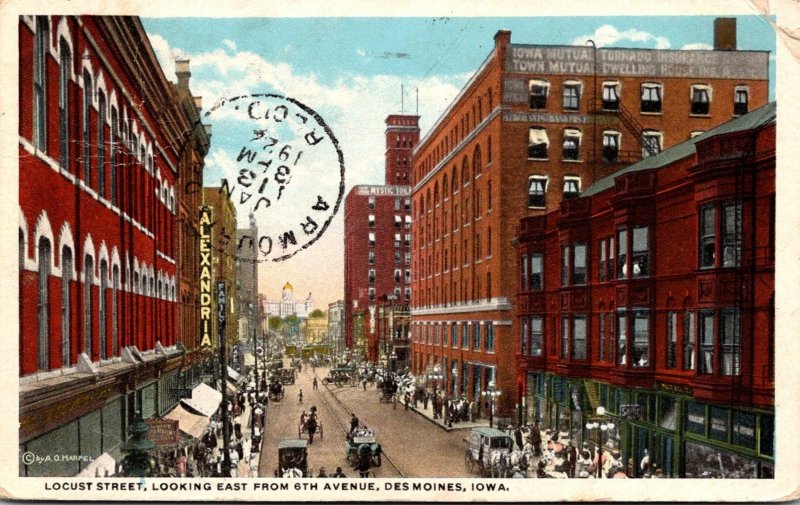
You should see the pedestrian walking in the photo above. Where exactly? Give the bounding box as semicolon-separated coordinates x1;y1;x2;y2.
332;466;347;478
350;413;359;433
298;389;303;403
313;377;318;390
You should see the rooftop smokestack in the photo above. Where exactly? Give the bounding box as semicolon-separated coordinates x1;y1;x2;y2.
193;96;203;113
175;59;191;88
714;18;737;51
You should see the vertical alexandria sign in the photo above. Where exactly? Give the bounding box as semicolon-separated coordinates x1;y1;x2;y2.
199;205;214;348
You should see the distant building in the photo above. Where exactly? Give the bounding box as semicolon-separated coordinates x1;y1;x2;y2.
263;282;314;319
344;114;419;361
236;213;260;343
328;300;345;357
304;312;329;345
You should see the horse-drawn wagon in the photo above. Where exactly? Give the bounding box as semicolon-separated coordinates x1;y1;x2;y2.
277;439;308;477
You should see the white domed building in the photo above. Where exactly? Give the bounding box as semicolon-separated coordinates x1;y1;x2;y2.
263;282;314;319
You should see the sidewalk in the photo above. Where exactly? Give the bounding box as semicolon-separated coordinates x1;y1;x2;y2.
399;394;491;433
220;391;262;477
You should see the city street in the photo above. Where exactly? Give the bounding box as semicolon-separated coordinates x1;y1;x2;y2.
258;363;473;478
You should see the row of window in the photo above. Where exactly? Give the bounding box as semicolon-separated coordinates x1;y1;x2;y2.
414;270;493;308
367;214;412;230
367;286;411;302
367;250;411;266
27;235;175;372
367;197;411;211
520;307;742;376
416;226;493;281
520;204;741;291
528;79;750;116
368;268;412;285
527;175;580;208
412;321;496;353
527;127;665;162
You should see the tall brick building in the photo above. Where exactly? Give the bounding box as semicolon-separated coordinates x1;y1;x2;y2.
344;114;419;362
18;16;209;475
409;21;769;421
517;102;775;477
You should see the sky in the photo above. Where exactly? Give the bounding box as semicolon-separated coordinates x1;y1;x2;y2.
141;15;776;310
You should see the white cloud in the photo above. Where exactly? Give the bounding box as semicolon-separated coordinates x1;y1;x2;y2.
681;42;713;50
223;39;237;51
572;24;671;49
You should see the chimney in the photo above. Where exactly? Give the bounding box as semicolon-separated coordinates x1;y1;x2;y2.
193;96;203;113
714;18;736;51
175;59;191;88
204;124;213;137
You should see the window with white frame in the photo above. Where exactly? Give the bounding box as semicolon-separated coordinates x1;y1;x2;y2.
404;269;411;283
83;70;93;183
368;232;375;247
632;309;649;367
34;17;49;151
734;85;749;116
602;81;620;110
529;79;549;109
394;233;401;248
528;176;547;208
61;247;72;366
368;269;375;284
99;260;107;359
641;82;662;113
83;255;94;355
59;38;71;169
368;288;375;301
404;287;411;300
563;80;581;111
690;84;711;115
394;269;401;283
530;253;543;291
404;215;412;229
528;127;549;159
641;131;662;158
38;237;52;370
368;196;375;209
602;130;621;162
632;226;649;277
368;250;375;264
572;315;587;360
563;176;581;200
562;128;581;161
368;214;375;227
573;243;587;285
395;215;401;228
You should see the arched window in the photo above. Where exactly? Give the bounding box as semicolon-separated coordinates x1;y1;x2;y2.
33;16;49;150
83;254;94;356
38;237;52;371
97;91;106;197
82;70;92;184
473;145;482;176
59;38;71;169
99;260;107;359
112;265;119;356
61;246;72;366
461;157;470;186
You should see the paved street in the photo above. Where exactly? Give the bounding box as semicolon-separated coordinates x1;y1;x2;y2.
258;363;474;478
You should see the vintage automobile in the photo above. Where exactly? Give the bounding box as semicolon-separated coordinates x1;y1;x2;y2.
279;367;296;385
268;380;285;401
346;428;382;475
277;439;308;477
464;427;514;477
322;367;354;387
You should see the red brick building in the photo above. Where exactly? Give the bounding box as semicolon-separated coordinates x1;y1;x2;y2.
409;22;769;421
517;102;775;477
344;115;419;363
18;16;209;475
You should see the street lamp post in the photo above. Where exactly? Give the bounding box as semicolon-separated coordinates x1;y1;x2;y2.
481;380;501;428
585;406;615;478
428;364;443;395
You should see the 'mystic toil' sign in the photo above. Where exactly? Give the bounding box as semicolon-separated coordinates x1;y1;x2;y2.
505;44;768;80
199;205;213;348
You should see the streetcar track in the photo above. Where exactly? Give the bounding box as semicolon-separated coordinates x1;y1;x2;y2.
310;369;406;478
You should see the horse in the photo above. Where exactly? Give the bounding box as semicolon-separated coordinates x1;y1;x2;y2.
488;450;509;478
506;450;532;478
281;467;303;478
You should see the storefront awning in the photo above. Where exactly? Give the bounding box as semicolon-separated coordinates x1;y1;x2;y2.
165;405;209;440
180;383;222;417
77;452;117;477
227;366;243;383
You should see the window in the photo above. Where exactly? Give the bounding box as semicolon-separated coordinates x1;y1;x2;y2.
561;244;570;286
573;316;587;360
632;226;649;277
521;253;528;291
683;310;696;370
563;176;580;200
641;82;662;113
642;131;662;157
563;80;581;111
530;317;543;356
59;38;71;169
521;318;528;355
61;247;72;366
99;261;107;359
562;129;581;161
632;310;649;367
722;202;741;267
599;239;607;282
404;287;411;301
394;251;401;264
394;198;401;211
451;324;458;347
368;250;375;264
368;214;375;227
461;323;469;348
404;215;411;229
616;310;627;365
602;131;620;162
368;232;375;247
404;198;411;211
690;84;711;115
528;127;549;160
699;204;716;268
573;243;587;285
486;323;495;352
530;253;543;291
395;215;401;228
97;91;106;197
404;233;411;247
528;176;547;208
394;269;401;283
368;288;375;301
561;316;569;359
83;255;94;356
394;233;401;248
404;252;411;264
368;197;375;209
529;79;549;109
721;309;741;376
112;265;119;357
368;269;375;284
38;237;52;370
599;313;606;361
608;236;615;281
734;86;749;116
602;81;620;110
110;107;118;205
617;228;627;279
487;180;493;211
474;322;481;350
666;311;677;369
83;70;93;184
34;17;49;150
699;310;714;374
